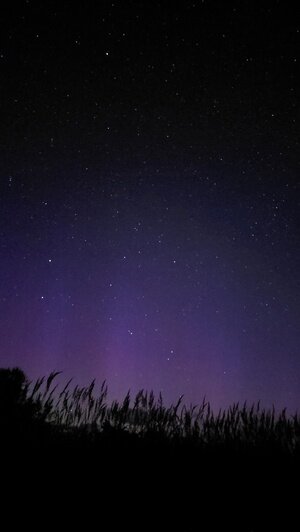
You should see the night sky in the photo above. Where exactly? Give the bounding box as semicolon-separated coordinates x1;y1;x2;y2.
0;1;299;410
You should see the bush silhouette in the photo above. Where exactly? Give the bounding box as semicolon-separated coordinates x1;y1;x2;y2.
0;367;28;420
0;367;47;445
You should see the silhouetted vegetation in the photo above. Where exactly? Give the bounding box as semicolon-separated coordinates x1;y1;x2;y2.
1;367;299;531
1;367;299;457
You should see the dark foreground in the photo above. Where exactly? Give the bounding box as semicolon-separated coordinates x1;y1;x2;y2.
1;368;299;531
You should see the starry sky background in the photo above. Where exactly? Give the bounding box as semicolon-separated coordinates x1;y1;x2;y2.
0;1;299;410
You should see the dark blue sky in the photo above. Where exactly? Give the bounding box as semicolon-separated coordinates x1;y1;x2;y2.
0;1;299;410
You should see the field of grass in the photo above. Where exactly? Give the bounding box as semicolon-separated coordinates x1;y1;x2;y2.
1;367;300;455
1;367;299;531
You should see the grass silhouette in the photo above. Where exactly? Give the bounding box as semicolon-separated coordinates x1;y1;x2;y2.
1;367;299;531
1;367;299;456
